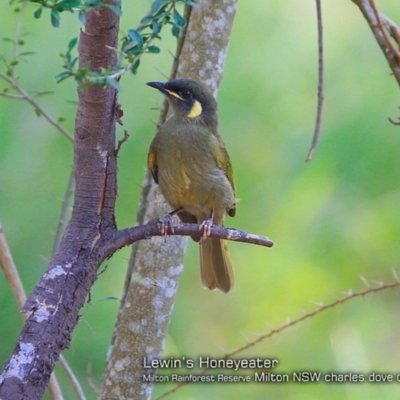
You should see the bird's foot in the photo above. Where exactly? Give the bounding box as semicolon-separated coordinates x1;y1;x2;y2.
159;213;175;239
199;216;214;243
159;208;183;239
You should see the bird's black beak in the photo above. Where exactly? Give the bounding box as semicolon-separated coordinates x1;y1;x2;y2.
147;81;182;101
146;81;167;93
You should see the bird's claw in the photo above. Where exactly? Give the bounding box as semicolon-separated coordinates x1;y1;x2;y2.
159;213;175;239
199;217;213;242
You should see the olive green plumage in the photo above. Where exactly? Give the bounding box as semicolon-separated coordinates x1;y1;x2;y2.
147;79;236;293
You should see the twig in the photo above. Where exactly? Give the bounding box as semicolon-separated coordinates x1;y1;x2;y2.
0;2;73;143
86;361;99;395
351;0;400;86
382;16;400;47
0;69;73;142
14;1;27;59
155;278;400;399
368;0;400;62
59;357;87;400
388;110;400;125
0;223;27;312
115;130;130;155
306;0;324;161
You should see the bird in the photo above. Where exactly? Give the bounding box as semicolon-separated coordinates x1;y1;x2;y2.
146;78;236;293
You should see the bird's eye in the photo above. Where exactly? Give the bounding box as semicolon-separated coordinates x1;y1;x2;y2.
180;90;192;99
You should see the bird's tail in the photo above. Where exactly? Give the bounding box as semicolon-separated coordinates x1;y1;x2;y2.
200;237;234;293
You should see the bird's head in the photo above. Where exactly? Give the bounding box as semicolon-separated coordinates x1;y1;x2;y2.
147;79;218;129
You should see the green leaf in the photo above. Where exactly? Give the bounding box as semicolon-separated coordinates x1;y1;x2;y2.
55;71;71;83
130;59;140;74
173;9;186;27
152;20;161;34
153;3;169;19
171;24;180;38
181;0;199;7
97;77;107;87
126;45;141;56
19;51;36;56
78;11;86;24
127;29;143;48
33;7;42;19
55;0;81;11
104;3;122;16
34;108;42;117
151;0;168;13
34;91;54;97
147;45;160;54
50;9;60;28
106;78;120;91
67;37;78;52
101;296;120;301
84;0;102;6
140;15;153;25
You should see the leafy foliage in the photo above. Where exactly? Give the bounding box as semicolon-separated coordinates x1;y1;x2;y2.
30;0;121;27
27;0;196;87
120;0;189;75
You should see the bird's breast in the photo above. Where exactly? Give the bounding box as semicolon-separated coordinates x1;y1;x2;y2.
155;127;234;217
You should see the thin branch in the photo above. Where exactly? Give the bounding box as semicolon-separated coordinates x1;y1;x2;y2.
306;0;324;162
368;0;400;62
14;0;27;60
115;130;130;155
107;218;274;254
86;362;99;396
58;357;87;400
0;92;24;99
156;279;400;399
0;223;27;312
351;0;400;86
382;16;400;46
0;2;73;142
0;69;73;142
389;111;400;125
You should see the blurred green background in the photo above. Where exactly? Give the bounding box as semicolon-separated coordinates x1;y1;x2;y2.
1;1;400;399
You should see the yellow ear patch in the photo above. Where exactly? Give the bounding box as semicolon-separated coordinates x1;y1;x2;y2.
187;100;202;118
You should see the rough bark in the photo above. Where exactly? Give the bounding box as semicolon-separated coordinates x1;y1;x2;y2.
99;1;238;399
351;0;400;86
0;4;120;400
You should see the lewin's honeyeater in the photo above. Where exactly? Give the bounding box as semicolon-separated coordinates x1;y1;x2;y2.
147;79;236;293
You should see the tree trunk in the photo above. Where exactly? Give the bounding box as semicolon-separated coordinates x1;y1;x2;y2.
0;4;120;400
99;1;238;399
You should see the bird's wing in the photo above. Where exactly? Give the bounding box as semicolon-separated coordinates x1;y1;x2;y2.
147;141;158;184
215;135;236;217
